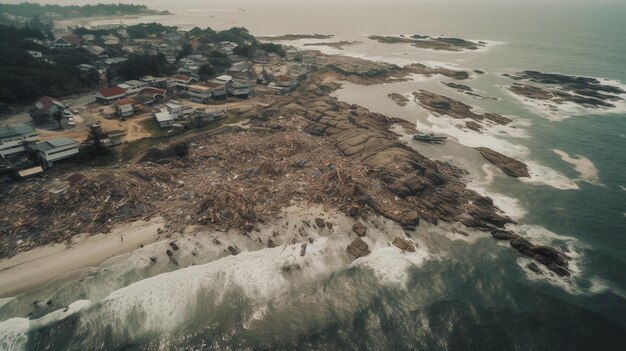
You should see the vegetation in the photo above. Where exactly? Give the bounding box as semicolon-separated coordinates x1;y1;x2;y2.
186;26;255;45
0;3;155;23
205;50;232;71
118;53;173;80
126;23;176;39
0;25;97;103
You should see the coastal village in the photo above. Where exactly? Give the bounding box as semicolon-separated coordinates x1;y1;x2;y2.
1;21;318;179
0;4;584;288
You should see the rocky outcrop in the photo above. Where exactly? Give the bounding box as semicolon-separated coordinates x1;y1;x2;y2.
392;237;416;252
368;34;485;51
507;71;624;108
387;93;410;106
413;90;512;126
347;237;371;258
476;147;530;178
443;82;473;92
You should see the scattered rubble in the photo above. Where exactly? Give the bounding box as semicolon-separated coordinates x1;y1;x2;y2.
392;237;416;252
347;237;370;258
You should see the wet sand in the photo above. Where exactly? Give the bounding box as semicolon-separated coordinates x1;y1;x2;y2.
0;217;165;298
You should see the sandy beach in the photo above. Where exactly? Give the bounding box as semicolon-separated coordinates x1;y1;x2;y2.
0;217;165;298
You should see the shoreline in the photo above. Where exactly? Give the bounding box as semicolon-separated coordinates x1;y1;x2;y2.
0;217;165;298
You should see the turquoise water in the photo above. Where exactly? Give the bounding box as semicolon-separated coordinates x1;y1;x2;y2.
1;1;626;350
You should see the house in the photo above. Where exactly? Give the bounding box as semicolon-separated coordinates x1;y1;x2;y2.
277;75;295;89
186;85;213;103
54;33;84;49
117;80;148;95
137;87;167;104
101;34;120;45
213;75;233;85
228;61;251;74
228;77;255;97
95;86;127;104
166;102;184;118
286;47;298;61
114;98;136;118
204;81;227;98
163;31;181;43
87;45;108;57
0;124;39;158
220;41;238;54
30;96;66;125
27;50;42;58
173;75;197;90
29;137;79;169
102;130;126;147
82;34;95;41
154;111;174;128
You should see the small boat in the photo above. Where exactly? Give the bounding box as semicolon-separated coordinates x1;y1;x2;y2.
413;132;448;143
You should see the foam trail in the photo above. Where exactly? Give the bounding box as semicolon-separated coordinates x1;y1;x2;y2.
553;149;601;185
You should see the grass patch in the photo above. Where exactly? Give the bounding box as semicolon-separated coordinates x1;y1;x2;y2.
139;118;169;137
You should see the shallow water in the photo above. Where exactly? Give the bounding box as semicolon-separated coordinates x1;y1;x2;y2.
2;1;626;350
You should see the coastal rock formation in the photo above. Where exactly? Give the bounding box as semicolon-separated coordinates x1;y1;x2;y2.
347;237;370;258
0;53;570;277
443;82;473;92
506;70;625;108
368;34;486;51
413;90;512;127
392;237;416;252
387;93;410;106
476;147;530;178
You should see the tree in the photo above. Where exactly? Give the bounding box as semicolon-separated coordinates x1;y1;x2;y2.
52;109;63;129
199;64;214;80
176;43;192;61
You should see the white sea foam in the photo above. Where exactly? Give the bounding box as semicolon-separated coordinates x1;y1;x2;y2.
0;317;29;351
553;149;601;185
467;185;527;221
0;300;91;351
352;244;430;286
521;161;580;190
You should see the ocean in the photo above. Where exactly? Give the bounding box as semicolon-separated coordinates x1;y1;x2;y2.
1;0;626;350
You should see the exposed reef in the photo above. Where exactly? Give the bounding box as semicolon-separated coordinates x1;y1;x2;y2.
369;34;486;51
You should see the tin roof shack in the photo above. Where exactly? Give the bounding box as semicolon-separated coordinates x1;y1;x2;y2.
95;86;127;104
114;98;136;118
29;137;79;169
0;125;39;159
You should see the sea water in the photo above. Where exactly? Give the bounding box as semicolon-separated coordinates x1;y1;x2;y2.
1;0;625;350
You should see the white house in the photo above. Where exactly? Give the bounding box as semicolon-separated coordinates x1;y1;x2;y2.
166;102;184;118
117;80;148;95
0;124;39;158
30;137;79;168
154;111;174;128
114;98;135;118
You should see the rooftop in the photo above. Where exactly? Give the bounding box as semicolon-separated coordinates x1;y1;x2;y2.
98;86;126;98
32;137;77;152
0;124;37;139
